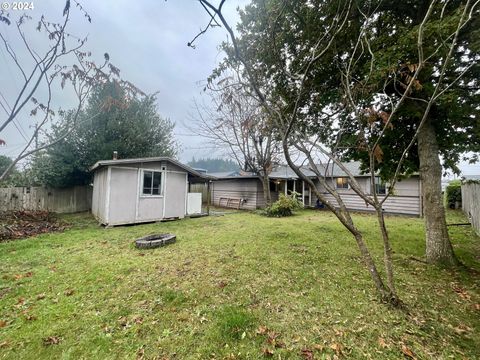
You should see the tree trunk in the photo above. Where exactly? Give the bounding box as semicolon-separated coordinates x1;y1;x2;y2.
260;173;271;206
417;117;458;266
376;207;398;302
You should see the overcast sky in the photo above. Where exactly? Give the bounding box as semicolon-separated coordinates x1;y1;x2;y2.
0;0;479;175
0;0;247;163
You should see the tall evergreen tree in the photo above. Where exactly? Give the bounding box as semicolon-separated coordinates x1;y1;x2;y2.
30;82;178;187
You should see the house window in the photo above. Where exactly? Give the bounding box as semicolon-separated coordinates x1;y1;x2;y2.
375;177;387;195
142;170;162;195
336;177;349;189
269;181;278;192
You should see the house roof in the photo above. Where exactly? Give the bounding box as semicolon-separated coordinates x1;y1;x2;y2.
463;174;480;180
90;157;211;179
208;170;258;179
212;161;370;180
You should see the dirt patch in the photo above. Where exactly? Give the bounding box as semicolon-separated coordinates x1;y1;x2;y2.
0;210;69;242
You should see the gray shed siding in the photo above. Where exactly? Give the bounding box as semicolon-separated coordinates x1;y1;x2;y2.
91;160;190;226
92;167;108;223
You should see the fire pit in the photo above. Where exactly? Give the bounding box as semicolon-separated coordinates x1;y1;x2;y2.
134;233;176;249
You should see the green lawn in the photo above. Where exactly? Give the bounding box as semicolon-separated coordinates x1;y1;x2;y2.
1;210;479;359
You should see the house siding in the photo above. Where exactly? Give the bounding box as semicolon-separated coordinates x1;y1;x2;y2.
211;179;259;210
210;175;421;216
315;177;421;216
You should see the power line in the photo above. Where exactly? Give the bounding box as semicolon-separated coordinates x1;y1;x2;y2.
0;91;30;143
0;39;31;143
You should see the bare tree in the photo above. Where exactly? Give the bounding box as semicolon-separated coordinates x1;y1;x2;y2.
189;0;478;304
0;1;142;181
191;72;280;205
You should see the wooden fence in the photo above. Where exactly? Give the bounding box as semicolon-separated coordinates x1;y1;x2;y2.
462;182;480;235
0;186;92;214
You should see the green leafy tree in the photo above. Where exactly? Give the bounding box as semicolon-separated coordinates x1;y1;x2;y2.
333;0;479;265
0;155;12;176
190;0;477;303
30;82;178;187
207;0;478;266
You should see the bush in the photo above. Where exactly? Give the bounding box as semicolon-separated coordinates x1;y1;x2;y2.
445;180;462;209
264;192;303;217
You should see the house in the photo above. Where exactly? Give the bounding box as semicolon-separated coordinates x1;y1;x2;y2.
210;162;422;216
90;157;211;226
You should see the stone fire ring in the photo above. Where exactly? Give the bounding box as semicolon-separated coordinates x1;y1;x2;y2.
134;233;176;249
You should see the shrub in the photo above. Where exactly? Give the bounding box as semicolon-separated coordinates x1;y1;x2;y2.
264;192;303;217
445;180;462;209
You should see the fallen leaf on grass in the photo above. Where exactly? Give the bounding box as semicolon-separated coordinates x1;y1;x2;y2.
256;325;269;335
378;337;388;348
118;316;129;327
0;320;7;328
43;336;61;346
262;348;274;357
330;342;342;356
473;304;480;311
266;331;279;342
136;347;145;360
454;324;472;334
301;348;314;359
452;285;471;301
16;297;25;306
401;344;416;359
266;331;285;348
133;316;143;324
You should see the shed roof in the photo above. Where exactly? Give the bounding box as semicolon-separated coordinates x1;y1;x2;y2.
90;157;211;179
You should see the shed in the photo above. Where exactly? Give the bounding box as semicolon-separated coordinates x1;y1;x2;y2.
90;157;210;226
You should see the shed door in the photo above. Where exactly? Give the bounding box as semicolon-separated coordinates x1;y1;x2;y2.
164;171;186;218
108;167;138;224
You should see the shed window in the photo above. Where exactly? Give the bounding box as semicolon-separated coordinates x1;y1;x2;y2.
336;177;349;189
142;170;162;195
